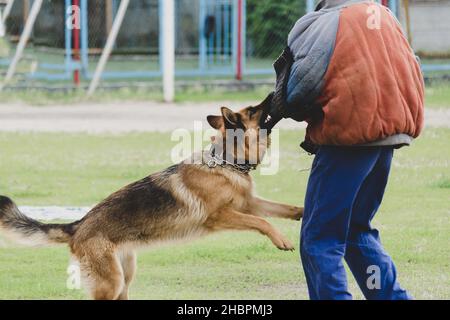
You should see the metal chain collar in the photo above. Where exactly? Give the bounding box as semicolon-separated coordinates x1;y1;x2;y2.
204;145;257;174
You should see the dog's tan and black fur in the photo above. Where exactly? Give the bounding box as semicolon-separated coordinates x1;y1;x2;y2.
0;95;303;300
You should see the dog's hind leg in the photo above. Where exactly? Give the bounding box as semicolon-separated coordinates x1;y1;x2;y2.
79;242;124;300
117;249;137;300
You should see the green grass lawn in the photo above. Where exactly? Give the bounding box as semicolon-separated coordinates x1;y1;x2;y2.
0;129;449;299
425;84;450;109
0;85;276;106
0;79;449;108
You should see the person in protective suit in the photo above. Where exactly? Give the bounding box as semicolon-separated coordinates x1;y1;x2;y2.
269;0;424;300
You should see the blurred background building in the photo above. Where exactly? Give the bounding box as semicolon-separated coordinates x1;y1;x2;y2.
397;0;450;56
0;0;449;94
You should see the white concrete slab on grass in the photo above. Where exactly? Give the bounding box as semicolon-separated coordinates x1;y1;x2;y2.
19;206;90;221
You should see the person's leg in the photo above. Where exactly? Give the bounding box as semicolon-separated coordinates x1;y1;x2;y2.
345;147;412;300
300;146;381;300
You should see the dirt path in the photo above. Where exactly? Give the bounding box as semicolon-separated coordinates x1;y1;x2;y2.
0;101;303;132
1;101;447;132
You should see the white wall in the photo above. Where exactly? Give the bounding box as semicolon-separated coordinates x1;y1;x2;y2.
398;0;450;55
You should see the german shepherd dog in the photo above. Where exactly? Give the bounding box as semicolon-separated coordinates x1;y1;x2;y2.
0;94;303;300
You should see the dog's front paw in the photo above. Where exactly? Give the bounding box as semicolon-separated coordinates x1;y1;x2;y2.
286;206;303;221
293;207;304;221
272;235;295;251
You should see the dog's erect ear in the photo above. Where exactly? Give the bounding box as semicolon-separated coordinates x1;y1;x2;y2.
221;107;240;128
207;115;223;129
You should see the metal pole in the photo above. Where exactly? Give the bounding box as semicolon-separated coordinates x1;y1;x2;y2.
80;0;88;77
23;0;30;23
64;0;72;78
161;0;175;102
216;3;222;64
306;0;315;13
0;0;43;90
87;0;129;96
0;7;4;37
224;2;230;63
73;0;80;86
105;0;113;34
402;0;412;45
1;0;15;25
235;0;243;80
199;0;207;70
158;0;162;74
242;0;246;78
389;0;398;17
232;0;237;75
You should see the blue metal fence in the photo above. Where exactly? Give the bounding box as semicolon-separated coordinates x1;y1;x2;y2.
2;0;449;84
179;0;237;77
28;0;241;81
0;0;327;82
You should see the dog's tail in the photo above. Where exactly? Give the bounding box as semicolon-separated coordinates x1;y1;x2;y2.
0;195;78;245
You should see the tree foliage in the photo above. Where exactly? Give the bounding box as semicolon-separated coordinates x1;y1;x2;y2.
246;0;306;58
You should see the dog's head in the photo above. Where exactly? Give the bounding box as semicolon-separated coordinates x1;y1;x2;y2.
207;93;277;165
